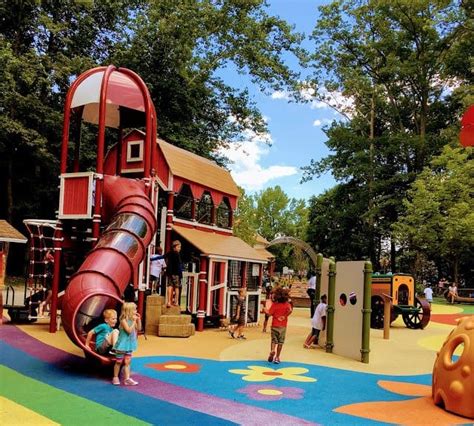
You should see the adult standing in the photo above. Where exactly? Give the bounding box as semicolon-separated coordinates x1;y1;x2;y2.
165;240;183;308
307;271;316;317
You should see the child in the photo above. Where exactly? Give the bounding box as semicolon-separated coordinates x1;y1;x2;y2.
85;309;119;354
149;247;166;294
262;286;273;333
165;240;183;308
38;249;54;317
112;302;141;386
229;287;247;339
265;286;292;364
304;294;327;348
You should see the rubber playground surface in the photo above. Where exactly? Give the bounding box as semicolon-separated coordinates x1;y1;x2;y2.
1;303;473;425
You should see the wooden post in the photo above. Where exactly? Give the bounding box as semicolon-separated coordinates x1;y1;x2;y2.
361;261;372;363
325;259;336;353
382;293;392;340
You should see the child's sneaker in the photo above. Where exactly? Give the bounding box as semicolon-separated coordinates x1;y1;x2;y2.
267;351;275;362
273;358;281;364
124;378;138;386
228;329;235;338
237;335;246;340
112;377;120;385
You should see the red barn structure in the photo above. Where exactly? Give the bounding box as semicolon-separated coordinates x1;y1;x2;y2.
104;129;269;329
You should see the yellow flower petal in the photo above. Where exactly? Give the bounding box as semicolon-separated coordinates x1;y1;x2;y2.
229;369;253;375
277;367;310;375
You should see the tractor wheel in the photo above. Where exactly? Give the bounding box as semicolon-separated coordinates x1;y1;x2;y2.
402;297;431;329
370;296;384;329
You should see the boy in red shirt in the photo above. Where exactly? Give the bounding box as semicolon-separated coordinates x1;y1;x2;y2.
264;286;293;364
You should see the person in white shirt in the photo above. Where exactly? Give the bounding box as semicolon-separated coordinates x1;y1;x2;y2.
150;247;166;294
423;284;433;306
303;294;327;348
307;271;317;317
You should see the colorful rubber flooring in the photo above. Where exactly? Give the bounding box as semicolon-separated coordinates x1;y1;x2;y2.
1;304;473;425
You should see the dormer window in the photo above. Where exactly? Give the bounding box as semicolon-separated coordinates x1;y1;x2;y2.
127;140;143;162
217;197;231;228
197;191;213;225
174;184;193;220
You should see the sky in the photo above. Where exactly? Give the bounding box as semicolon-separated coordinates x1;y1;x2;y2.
218;0;339;201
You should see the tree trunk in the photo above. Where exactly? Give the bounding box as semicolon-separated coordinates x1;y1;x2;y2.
6;153;13;224
368;90;376;267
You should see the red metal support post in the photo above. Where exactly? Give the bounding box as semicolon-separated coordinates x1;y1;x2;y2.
197;256;208;331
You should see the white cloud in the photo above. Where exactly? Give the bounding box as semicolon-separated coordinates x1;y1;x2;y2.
217;131;298;191
271;90;291;100
313;118;333;127
272;84;355;119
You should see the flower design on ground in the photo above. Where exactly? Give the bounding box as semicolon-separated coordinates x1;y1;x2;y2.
229;366;316;382
335;380;472;424
146;360;201;373
237;384;305;401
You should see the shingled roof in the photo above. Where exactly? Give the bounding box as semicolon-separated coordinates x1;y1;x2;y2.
0;220;27;243
159;139;240;197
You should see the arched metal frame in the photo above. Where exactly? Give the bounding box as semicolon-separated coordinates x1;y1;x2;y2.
267;236;319;268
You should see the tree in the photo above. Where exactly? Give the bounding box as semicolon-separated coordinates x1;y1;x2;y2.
302;0;470;268
253;186;308;271
233;187;257;246
0;0;143;223
112;0;303;159
393;145;474;284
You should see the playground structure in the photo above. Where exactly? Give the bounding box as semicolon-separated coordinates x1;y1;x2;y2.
3;65;270;362
432;315;474;418
370;273;431;330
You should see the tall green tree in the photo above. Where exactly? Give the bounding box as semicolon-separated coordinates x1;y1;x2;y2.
113;0;303;158
233;187;257;246
0;0;143;224
393;145;474;284
253;186;308;271
302;0;470;269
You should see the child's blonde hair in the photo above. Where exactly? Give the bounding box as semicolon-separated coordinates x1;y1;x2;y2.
120;302;137;321
103;309;116;320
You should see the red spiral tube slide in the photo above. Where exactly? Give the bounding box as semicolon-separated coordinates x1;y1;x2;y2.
61;175;156;363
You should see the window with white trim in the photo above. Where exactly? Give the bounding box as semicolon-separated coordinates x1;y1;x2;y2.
127;140;143;162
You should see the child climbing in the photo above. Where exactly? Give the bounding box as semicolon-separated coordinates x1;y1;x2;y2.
112;302;141;386
265;286;293;364
85;309;119;354
38;249;54;317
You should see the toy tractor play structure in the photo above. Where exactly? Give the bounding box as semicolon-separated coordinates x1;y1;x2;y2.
370;274;431;329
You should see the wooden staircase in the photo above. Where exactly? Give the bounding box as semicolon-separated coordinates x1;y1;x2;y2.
145;294;195;338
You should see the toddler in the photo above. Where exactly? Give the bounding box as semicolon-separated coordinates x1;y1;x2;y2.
112;302;141;386
85;309;119;354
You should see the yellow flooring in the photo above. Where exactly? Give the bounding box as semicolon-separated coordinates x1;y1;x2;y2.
15;303;462;376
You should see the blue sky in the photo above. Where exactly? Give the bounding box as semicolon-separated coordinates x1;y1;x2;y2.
218;0;340;201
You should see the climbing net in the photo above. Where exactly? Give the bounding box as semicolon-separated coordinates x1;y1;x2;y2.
23;219;57;291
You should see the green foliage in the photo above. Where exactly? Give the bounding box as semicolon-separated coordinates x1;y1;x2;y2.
233;187;257;246
393;146;474;283
302;0;471;270
112;0;303;158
